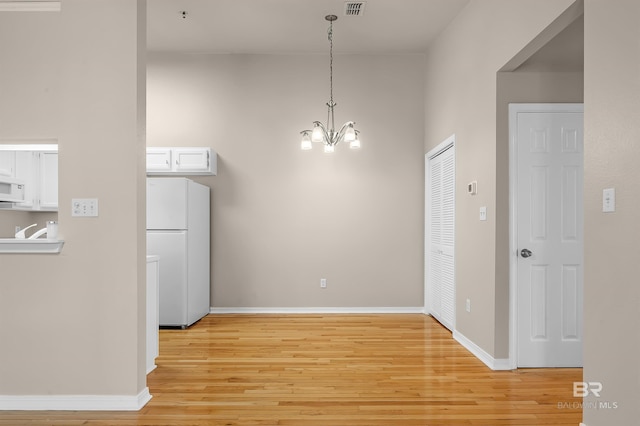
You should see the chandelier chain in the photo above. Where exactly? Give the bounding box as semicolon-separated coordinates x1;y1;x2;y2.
328;20;333;105
328;19;335;133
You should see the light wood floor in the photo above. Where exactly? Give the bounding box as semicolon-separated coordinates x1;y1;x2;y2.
1;314;582;425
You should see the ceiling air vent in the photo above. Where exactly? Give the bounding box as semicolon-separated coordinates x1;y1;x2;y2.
344;1;366;16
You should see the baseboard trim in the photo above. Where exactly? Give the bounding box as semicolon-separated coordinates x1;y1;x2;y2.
0;387;152;411
453;330;512;371
209;307;425;315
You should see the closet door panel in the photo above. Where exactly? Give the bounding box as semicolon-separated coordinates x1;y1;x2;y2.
426;141;455;331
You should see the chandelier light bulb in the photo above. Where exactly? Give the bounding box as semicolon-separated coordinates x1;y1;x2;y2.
324;144;335;153
344;125;356;142
350;137;361;150
300;132;313;150
311;124;324;143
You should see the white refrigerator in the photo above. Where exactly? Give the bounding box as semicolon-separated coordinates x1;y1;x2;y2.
147;177;210;327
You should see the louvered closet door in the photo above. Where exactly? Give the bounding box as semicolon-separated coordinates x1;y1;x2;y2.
426;142;455;331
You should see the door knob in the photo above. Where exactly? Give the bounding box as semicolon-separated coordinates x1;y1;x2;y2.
520;248;533;258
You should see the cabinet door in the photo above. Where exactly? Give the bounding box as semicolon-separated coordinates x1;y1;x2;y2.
174;148;211;173
14;152;36;209
15;151;58;211
146;148;172;172
0;151;15;177
39;152;58;210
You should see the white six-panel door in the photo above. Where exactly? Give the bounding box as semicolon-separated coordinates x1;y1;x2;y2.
511;104;584;367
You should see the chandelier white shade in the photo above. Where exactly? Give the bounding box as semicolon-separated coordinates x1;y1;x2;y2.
300;15;360;153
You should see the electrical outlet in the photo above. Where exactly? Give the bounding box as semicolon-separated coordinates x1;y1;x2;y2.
466;298;471;313
320;278;327;289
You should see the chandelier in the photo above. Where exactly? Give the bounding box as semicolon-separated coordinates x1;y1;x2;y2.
300;15;360;153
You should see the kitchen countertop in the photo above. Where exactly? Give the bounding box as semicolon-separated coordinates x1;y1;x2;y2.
0;238;64;254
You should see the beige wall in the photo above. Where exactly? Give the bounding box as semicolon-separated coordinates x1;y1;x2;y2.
1;1;637;423
147;53;426;309
0;0;147;398
423;0;576;358
583;0;640;424
426;0;639;422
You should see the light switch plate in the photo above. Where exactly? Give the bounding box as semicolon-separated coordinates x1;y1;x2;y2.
72;198;99;217
479;206;487;221
603;188;615;213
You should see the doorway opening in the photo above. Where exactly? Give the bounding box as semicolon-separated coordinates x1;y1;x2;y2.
497;4;584;368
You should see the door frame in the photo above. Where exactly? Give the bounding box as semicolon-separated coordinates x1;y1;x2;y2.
424;134;455;329
508;103;584;368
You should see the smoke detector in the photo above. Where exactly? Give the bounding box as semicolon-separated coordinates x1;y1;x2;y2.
344;2;366;16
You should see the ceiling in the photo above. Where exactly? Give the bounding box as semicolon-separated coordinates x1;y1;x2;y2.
146;0;470;54
147;0;584;72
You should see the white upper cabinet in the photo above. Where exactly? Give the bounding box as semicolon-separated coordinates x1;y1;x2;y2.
0;144;58;211
14;150;58;211
146;147;217;176
14;151;35;208
39;151;58;210
0;151;15;177
146;148;172;173
174;148;211;173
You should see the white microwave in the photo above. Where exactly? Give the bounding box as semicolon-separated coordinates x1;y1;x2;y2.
0;176;26;203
